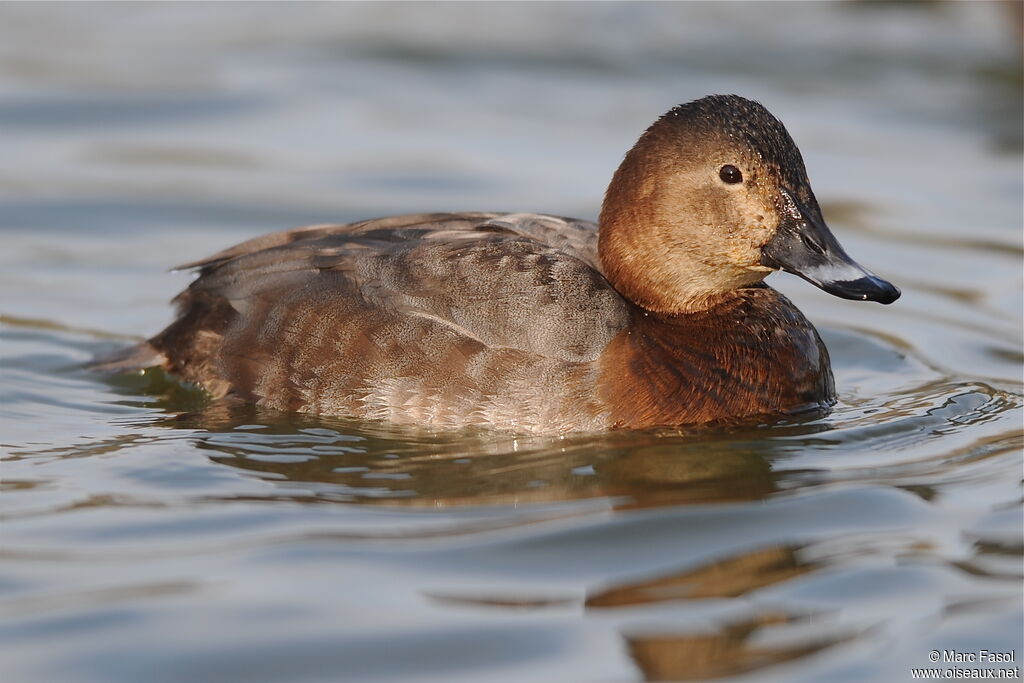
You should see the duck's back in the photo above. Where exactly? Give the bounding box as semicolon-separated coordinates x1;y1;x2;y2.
149;212;633;431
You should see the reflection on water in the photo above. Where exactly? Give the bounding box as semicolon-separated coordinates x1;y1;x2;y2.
166;404;793;510
587;546;817;606
626;611;851;682
432;546;844;681
1;2;1022;682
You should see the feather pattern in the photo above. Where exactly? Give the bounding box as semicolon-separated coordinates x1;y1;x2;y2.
150;212;632;432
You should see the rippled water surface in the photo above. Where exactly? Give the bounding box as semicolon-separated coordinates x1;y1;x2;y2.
1;3;1022;682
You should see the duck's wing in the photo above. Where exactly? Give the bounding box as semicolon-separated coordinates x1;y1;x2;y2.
144;213;629;423
172;212;621;360
176;212;601;272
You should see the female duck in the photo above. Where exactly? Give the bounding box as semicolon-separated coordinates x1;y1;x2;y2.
103;94;899;433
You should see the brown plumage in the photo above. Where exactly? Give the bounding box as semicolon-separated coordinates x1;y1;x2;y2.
96;95;898;433
597;288;833;429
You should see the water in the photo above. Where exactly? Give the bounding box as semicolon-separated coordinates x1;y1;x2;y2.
1;3;1022;682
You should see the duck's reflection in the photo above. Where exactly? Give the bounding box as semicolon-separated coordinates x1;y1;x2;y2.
586;545;817;606
430;543;851;681
624;612;848;682
590;547;850;680
136;395;829;510
100;375;851;681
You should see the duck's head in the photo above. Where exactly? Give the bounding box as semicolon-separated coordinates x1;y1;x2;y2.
598;94;900;313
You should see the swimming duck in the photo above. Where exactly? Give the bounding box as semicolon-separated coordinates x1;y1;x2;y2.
101;94;899;433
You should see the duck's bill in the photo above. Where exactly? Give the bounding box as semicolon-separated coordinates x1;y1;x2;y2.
761;190;900;304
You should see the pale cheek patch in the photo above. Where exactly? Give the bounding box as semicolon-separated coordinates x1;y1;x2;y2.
739;195;774;242
737;218;774;270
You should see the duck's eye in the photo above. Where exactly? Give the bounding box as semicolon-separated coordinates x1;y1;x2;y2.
719;165;743;184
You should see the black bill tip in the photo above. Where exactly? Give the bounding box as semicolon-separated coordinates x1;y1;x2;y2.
764;188;902;306
820;274;901;305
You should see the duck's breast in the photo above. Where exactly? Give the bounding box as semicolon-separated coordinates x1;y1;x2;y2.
596;288;835;429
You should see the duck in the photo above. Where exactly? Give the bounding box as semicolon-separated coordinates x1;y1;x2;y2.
98;94;899;433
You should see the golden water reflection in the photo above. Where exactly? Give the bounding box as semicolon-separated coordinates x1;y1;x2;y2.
430;543;850;680
626;612;849;682
594;546;850;679
587;545;816;606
